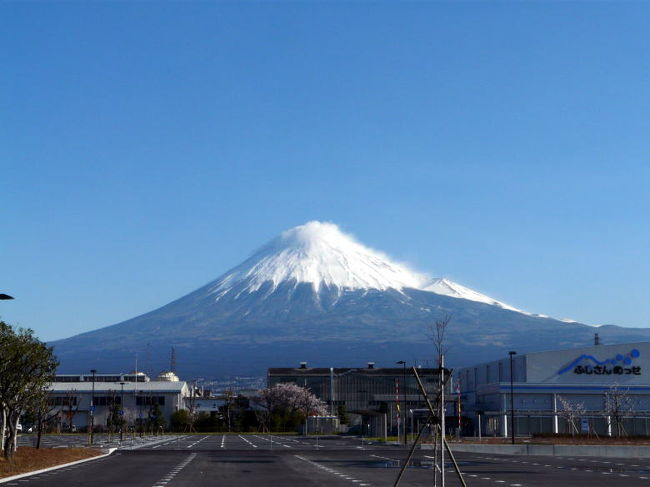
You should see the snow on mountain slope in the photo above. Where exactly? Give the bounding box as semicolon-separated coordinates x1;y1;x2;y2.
423;278;522;312
209;221;428;297
207;221;531;316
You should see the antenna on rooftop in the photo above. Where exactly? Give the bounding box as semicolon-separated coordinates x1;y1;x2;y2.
170;346;177;373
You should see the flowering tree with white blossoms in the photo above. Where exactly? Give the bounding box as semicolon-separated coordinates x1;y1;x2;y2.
254;383;327;432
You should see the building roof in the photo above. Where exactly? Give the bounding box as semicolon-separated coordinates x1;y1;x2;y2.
458;340;650;372
48;381;188;394
268;367;441;376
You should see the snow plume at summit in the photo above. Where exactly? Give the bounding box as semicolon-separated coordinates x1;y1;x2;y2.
210;221;428;296
207;221;519;312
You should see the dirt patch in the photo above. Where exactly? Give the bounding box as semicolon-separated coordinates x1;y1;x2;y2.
0;447;103;478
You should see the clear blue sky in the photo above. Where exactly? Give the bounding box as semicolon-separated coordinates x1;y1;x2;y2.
3;2;649;341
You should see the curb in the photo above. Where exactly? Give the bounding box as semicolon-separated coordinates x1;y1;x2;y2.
426;442;650;458
0;447;116;484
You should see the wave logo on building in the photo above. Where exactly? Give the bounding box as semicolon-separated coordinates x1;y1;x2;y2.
558;349;641;375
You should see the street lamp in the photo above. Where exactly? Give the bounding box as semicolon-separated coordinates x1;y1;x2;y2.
508;351;517;445
0;294;14;300
119;381;125;442
396;360;407;445
137;390;143;437
89;369;97;445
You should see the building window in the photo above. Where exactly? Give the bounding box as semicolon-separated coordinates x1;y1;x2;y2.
48;396;78;406
136;396;165;406
54;376;81;382
94;396;121;406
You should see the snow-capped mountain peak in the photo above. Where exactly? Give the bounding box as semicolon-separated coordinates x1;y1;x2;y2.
423;278;522;312
209;221;428;296
207;221;532;315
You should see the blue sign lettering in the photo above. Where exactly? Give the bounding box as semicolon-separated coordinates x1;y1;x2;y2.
558;349;641;375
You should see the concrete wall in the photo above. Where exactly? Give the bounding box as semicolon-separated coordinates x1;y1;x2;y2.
432;442;650;458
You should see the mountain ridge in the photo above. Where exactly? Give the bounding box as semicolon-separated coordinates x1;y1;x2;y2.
51;222;650;378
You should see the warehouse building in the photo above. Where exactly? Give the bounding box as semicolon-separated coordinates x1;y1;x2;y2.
47;372;190;431
458;339;650;437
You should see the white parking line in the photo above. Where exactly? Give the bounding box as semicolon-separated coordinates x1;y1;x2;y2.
238;435;258;448
295;455;372;486
186;436;208;449
150;453;195;487
253;434;293;448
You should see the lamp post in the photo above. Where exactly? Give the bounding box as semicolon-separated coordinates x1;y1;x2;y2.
137;390;143;437
509;351;517;445
119;382;125;442
90;369;97;445
396;360;407;444
0;294;14;300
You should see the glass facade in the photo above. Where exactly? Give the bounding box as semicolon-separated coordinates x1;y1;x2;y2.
268;366;443;416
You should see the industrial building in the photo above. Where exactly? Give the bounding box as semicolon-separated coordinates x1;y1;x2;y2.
268;362;444;435
458;340;650;437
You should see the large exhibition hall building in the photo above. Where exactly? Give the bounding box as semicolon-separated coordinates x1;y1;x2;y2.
458;339;650;437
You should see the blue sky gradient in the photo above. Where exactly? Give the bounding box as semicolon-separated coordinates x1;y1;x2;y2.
3;2;650;340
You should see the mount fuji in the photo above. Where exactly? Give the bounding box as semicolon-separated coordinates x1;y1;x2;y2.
52;221;650;378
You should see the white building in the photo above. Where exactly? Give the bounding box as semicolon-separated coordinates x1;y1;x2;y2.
458;340;650;437
48;372;190;430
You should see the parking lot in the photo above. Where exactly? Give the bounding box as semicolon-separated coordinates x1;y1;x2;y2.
9;434;650;486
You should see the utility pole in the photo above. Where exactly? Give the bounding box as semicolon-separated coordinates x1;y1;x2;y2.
395;378;400;444
89;369;97;445
440;355;445;487
138;390;143;437
397;361;407;445
330;367;335;416
509;351;517;445
119;382;125;442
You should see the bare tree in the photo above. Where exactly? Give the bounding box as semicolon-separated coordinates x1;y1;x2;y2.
428;314;452;366
123;408;137;440
557;395;586;436
180;382;199;433
61;389;80;433
604;384;634;438
223;389;235;433
253;406;271;433
106;389;124;440
426;314;452;487
24;389;61;448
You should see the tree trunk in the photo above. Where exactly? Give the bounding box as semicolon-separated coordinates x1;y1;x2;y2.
12;415;18;453
36;412;43;449
0;407;6;453
4;413;18;460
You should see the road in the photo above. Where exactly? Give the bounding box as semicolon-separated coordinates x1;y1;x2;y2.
8;434;650;486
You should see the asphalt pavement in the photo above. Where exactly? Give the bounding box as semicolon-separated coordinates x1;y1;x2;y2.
9;434;650;486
